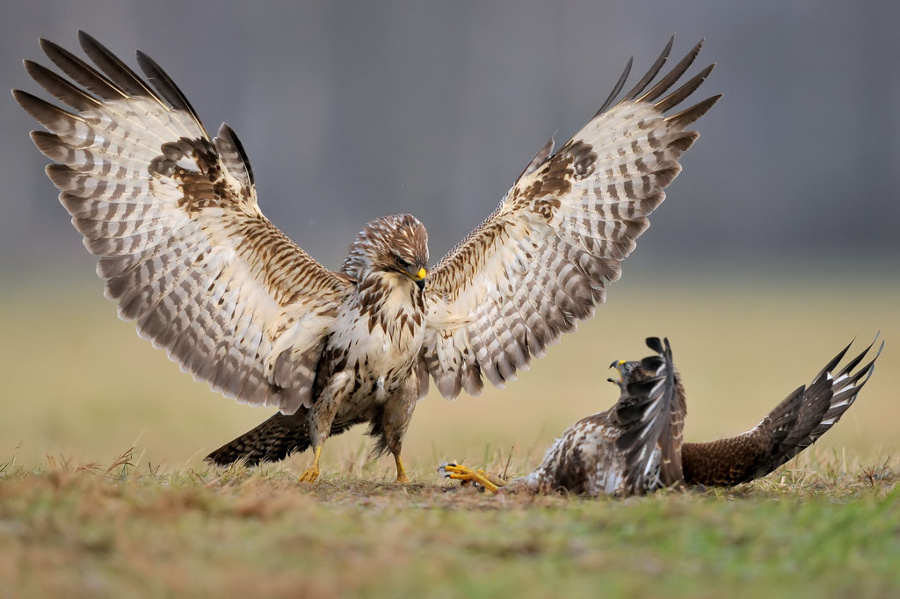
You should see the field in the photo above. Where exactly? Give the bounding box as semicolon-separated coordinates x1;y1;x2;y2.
1;265;898;598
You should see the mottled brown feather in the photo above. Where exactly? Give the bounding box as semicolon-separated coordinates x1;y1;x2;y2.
444;337;879;496
17;33;353;415
494;337;683;497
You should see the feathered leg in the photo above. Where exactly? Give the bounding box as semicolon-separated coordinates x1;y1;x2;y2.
370;378;418;483
299;372;354;483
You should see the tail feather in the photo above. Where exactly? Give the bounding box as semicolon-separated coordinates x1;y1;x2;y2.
206;409;366;467
206;411;312;466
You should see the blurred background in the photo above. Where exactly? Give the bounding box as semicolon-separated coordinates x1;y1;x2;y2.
1;1;897;473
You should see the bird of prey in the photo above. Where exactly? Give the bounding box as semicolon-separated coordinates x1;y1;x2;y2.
16;32;718;482
440;336;880;496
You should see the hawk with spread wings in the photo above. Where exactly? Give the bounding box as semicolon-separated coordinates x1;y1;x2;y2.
16;33;718;482
441;336;880;496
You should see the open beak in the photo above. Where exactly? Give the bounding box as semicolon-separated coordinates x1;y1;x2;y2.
607;359;626;384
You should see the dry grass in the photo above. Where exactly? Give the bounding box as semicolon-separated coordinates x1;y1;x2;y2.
0;449;898;598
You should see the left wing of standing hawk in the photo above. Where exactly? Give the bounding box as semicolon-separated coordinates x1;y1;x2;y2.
421;38;721;399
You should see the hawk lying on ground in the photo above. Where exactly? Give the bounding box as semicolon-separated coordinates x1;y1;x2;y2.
16;33;718;482
440;337;880;495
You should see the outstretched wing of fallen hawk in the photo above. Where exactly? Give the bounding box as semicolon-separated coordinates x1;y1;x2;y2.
681;336;883;486
421;38;720;399
15;32;352;414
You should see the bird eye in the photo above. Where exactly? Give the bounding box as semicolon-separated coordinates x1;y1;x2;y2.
396;257;410;268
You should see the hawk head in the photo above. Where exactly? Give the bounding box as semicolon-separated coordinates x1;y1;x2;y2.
342;214;429;289
607;356;664;389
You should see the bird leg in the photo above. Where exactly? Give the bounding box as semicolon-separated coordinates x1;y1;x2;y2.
298;446;322;483
393;453;410;484
439;463;507;493
382;379;417;484
298;372;352;484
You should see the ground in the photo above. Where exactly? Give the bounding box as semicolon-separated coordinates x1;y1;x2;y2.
1;451;898;598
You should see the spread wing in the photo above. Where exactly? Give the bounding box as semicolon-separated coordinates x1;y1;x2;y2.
681;336;881;487
15;32;352;414
764;336;882;469
421;38;721;399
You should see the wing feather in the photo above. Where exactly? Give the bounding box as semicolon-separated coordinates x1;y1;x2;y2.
619;36;672;103
17;34;351;414
612;343;676;494
423;39;720;398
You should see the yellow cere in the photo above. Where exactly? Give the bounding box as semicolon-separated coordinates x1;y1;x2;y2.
415;268;427;280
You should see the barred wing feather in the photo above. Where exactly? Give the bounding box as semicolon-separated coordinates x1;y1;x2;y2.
422;38;720;399
16;32;351;414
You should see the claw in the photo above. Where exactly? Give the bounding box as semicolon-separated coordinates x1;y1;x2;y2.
298;465;319;483
298;446;322;484
438;462;502;493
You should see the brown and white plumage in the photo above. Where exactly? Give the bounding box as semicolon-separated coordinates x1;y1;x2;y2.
17;34;351;416
441;337;880;496
420;40;719;399
17;33;718;479
509;337;683;496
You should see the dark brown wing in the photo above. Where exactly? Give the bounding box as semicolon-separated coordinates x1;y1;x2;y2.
683;337;881;487
682;386;803;486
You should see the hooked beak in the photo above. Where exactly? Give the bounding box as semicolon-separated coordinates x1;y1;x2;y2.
607;359;626;384
411;267;427;290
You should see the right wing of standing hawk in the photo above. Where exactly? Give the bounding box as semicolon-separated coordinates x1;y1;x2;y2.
15;32;353;416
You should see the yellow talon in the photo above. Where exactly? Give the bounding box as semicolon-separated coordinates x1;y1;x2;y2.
439;463;503;493
298;446;322;483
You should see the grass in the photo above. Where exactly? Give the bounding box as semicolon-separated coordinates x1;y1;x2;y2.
0;266;898;597
0;450;898;598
